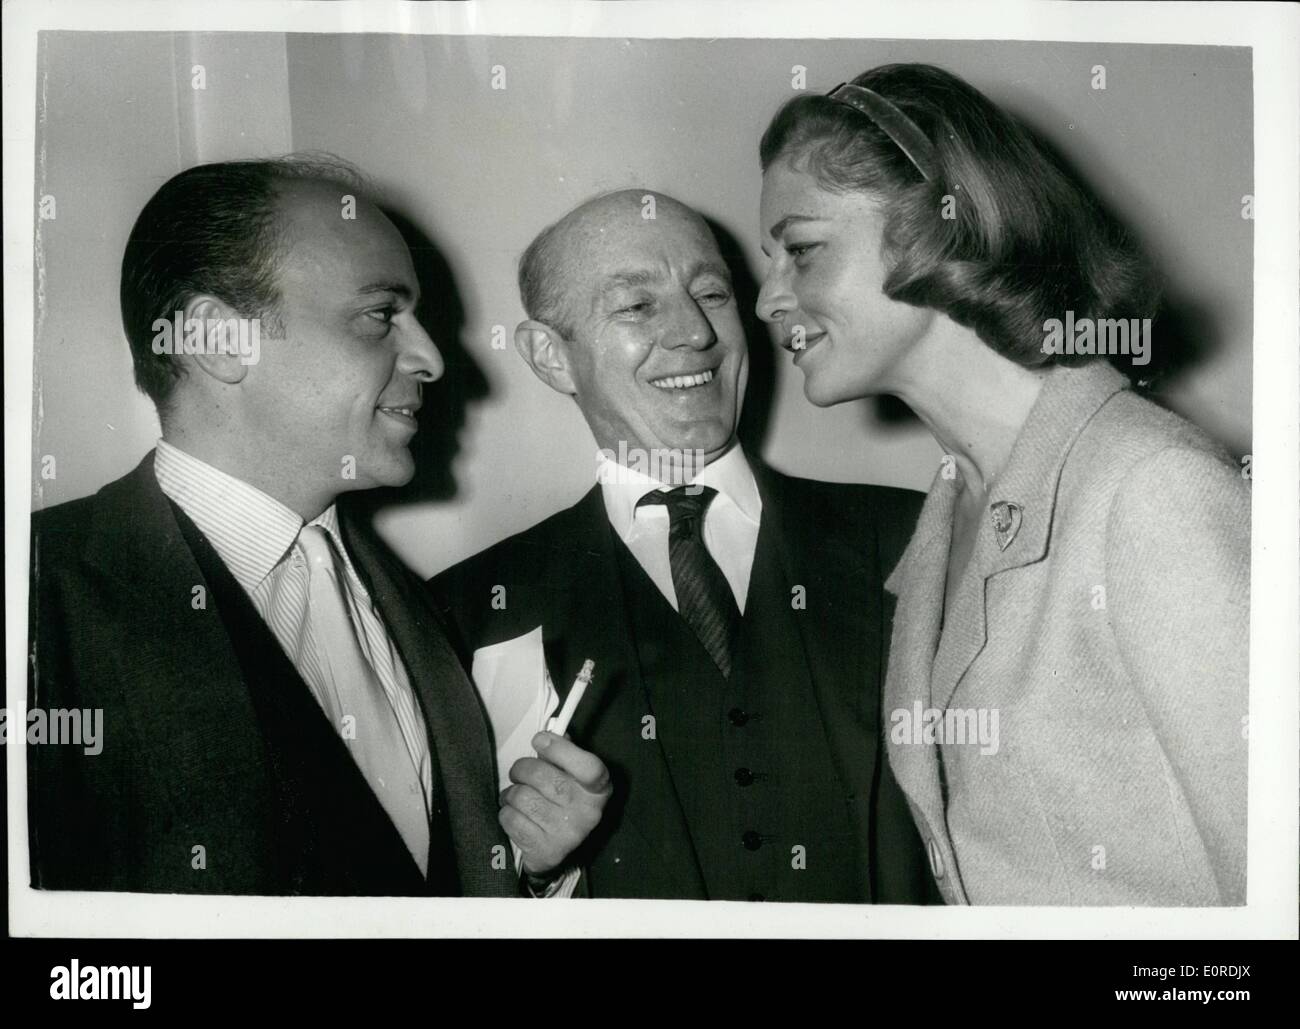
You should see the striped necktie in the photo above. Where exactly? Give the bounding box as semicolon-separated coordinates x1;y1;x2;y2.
637;486;742;676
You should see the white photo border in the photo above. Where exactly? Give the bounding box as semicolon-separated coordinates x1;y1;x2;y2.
5;0;1297;939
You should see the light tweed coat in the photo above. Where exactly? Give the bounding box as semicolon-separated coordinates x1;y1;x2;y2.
884;361;1249;906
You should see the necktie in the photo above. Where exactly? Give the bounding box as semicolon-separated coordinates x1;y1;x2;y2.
637;486;742;676
296;524;431;873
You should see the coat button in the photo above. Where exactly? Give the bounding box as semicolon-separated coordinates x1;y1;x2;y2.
734;767;755;787
728;707;750;727
742;830;763;851
927;837;945;879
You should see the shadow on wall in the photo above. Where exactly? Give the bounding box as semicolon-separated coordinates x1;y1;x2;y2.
355;208;490;518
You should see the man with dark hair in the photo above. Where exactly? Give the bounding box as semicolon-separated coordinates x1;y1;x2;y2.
433;189;936;902
29;156;609;896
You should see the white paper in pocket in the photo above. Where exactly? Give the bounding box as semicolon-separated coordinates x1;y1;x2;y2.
469;625;560;794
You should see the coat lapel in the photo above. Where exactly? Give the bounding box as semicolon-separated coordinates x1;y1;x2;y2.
928;362;1131;713
530;488;634;739
927;488;994;715
748;465;878;805
176;503;432;894
539;488;706;896
882;465;957;826
79;453;276;841
339;498;517;897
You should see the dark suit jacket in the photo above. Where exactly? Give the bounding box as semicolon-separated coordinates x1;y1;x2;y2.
27;451;516;896
432;460;937;902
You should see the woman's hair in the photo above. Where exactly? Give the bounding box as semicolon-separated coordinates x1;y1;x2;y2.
759;63;1159;369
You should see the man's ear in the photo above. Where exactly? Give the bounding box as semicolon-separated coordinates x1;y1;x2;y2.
176;295;252;386
514;320;577;395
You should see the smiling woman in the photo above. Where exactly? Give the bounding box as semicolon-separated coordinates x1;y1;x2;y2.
754;63;1250;907
757;63;1158;403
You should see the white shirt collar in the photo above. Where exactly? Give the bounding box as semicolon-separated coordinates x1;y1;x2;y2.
153;438;344;594
596;441;762;540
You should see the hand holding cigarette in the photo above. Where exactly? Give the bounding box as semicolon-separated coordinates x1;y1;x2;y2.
498;659;611;876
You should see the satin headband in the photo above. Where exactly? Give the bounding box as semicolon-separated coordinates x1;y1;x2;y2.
826;82;938;182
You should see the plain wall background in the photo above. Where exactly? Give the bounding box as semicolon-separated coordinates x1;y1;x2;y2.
32;32;1253;576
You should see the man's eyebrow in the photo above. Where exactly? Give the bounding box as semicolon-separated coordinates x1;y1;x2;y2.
356;281;418;303
598;262;730;290
688;260;733;285
596;269;662;292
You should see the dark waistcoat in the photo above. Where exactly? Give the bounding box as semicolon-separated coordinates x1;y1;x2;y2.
605;532;863;902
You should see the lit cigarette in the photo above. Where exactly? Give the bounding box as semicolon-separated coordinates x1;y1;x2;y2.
547;659;594;736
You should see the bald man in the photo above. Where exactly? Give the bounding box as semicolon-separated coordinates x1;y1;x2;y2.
433;190;935;902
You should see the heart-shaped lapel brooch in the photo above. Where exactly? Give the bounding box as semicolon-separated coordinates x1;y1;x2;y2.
989;500;1023;552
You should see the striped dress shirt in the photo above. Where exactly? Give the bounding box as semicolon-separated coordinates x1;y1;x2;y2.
153;439;435;840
